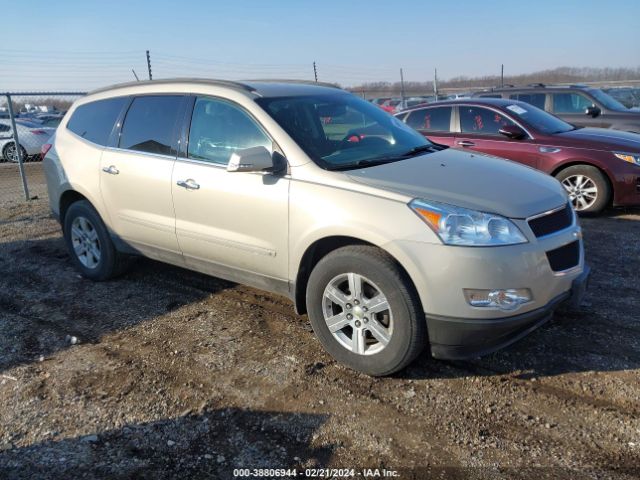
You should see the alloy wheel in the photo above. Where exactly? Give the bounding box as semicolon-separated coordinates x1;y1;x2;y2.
322;273;393;355
561;174;598;211
70;216;101;269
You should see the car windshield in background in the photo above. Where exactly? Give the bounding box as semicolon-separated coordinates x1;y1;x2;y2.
589;88;628;111
256;93;433;170
504;103;575;134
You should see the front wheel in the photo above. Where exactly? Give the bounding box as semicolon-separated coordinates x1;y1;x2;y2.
555;165;610;214
306;245;426;376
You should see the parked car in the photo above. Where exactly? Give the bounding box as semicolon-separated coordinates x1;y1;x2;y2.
602;87;640;109
472;84;640;133
369;97;392;106
35;113;65;128
379;97;403;114
0;119;55;162
396;98;640;213
43;79;589;375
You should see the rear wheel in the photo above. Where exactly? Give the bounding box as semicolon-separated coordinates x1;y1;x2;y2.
63;200;129;280
306;245;426;376
2;142;28;163
555;165;610;214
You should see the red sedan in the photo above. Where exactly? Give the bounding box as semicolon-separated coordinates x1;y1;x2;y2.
396;98;640;213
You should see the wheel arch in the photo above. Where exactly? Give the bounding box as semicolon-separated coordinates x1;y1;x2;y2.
550;160;614;206
293;235;423;316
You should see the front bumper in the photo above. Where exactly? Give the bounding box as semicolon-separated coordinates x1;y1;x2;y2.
428;265;591;360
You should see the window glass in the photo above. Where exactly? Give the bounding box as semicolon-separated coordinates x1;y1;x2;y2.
256;93;432;171
509;93;545;109
460;106;515;135
478;94;502;98
66;97;127;146
119;96;182;155
503;103;573;134
406;107;452;132
187;97;271;165
0;124;10;133
552;93;593;114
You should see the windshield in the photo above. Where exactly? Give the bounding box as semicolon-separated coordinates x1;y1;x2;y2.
588;88;628;111
256;93;433;170
503;102;575;134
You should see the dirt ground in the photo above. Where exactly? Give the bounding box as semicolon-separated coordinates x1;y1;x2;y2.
0;194;639;480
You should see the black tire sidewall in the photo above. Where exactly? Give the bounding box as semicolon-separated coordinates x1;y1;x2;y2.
306;248;423;376
63;201;118;281
556;165;610;214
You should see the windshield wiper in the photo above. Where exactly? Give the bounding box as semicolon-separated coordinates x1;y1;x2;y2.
398;144;440;156
327;158;402;171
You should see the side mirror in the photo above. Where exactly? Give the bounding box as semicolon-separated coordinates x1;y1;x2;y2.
227;146;274;173
498;124;526;140
585;105;601;117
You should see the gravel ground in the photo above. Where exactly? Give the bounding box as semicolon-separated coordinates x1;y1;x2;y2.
0;198;639;480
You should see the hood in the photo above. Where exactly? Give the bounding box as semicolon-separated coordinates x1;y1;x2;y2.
347;148;567;219
554;127;640;152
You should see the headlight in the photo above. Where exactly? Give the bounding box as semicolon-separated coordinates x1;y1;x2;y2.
613;152;640;166
410;199;527;246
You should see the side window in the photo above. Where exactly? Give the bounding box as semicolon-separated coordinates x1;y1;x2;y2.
509;93;546;110
119;96;183;156
478;94;502;98
460;106;515;135
552;93;593;114
66;97;127;146
0;124;10;133
406;107;452;132
188;97;271;165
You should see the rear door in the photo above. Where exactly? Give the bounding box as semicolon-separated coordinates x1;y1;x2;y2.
171;96;289;284
403;106;455;146
454;105;541;169
99;95;185;254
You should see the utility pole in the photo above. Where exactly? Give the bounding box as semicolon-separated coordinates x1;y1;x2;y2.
501;64;504;87
400;68;406;108
313;61;318;82
434;68;438;101
146;50;153;80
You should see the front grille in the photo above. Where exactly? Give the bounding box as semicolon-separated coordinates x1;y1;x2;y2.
528;204;573;238
546;241;580;272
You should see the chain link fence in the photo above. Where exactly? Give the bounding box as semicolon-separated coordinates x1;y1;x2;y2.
0;92;85;205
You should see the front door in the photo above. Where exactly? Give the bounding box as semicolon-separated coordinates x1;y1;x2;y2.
551;92;609;128
99;95;184;255
172;96;289;285
455;105;541;169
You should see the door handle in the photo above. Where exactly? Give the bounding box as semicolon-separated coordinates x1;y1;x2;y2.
176;179;200;190
457;140;475;147
102;165;119;175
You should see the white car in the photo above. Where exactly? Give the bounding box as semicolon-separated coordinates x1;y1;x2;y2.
0;119;55;162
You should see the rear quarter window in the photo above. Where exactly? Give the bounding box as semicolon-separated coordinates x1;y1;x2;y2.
66;97;128;146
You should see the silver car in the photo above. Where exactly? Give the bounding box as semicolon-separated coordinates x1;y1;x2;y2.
43;79;589;375
0;119;55;162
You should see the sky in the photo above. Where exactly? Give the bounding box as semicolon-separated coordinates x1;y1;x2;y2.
1;0;639;91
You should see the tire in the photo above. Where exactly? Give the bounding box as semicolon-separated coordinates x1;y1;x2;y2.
306;245;426;376
63;200;129;281
555;164;610;215
2;142;27;163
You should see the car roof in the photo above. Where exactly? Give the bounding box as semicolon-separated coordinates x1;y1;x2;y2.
473;84;595;94
400;97;528;112
88;78;343;98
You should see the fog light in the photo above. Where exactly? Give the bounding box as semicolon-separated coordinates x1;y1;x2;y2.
464;288;532;311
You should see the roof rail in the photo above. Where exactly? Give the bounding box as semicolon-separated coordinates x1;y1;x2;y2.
527;83;546;87
88;78;257;95
243;79;342;89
